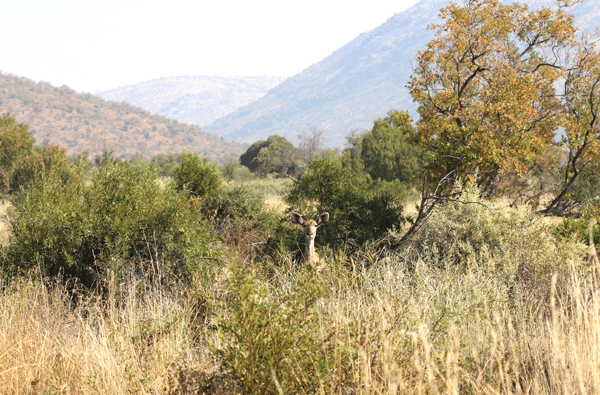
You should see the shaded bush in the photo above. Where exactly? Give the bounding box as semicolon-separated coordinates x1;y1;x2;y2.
2;162;215;288
286;157;407;247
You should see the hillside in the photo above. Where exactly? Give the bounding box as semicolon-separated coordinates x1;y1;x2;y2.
0;73;245;159
204;0;600;146
96;76;287;127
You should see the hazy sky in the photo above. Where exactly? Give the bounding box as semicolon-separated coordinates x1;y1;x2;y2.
2;0;421;93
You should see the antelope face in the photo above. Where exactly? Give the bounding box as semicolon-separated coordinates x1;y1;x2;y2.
302;219;319;240
290;212;329;239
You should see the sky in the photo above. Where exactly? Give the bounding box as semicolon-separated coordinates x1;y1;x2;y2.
2;0;421;93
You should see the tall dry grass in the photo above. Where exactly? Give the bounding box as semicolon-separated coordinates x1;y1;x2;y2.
0;274;216;394
1;254;599;394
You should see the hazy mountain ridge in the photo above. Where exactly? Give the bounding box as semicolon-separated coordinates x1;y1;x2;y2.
97;76;287;127
204;0;600;146
0;73;245;159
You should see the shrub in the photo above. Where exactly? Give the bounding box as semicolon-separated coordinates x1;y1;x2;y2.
553;215;600;250
2;162;215;288
405;183;583;285
286;157;407;246
172;151;222;198
213;264;328;393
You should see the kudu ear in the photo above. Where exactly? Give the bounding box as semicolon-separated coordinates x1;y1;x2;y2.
317;212;330;226
291;212;304;226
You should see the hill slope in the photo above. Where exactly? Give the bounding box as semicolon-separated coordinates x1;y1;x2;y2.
0;73;245;159
96;76;287;127
204;0;600;146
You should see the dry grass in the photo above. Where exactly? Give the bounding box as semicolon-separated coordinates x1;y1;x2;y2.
1;253;599;393
0;276;217;394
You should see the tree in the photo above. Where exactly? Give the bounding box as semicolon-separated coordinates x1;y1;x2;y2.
0;112;35;193
297;126;326;169
543;40;600;215
408;0;577;196
239;135;301;177
361;110;428;186
239;140;269;171
172;151;222;198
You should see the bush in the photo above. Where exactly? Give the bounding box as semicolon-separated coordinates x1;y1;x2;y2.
213;264;328;393
2;162;215;288
286;157;407;246
405;183;583;284
553;215;600;250
172;151;222;198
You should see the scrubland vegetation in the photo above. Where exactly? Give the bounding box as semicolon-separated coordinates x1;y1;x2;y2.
2;0;600;393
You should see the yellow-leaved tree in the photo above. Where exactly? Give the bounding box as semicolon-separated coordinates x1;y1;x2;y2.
408;0;578;196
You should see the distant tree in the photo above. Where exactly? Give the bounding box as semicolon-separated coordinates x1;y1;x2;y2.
297;126;326;168
239;135;301;177
240;140;269;171
408;0;577;196
361;110;428;186
254;135;301;177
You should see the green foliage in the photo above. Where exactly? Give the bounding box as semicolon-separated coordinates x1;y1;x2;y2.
10;144;69;192
69;150;95;178
127;153;151;169
0;113;34;171
152;152;181;178
553;216;600;251
172;151;222;198
286;157;406;246
206;185;281;231
94;148;125;167
361;110;428;186
219;156;256;182
0;113;70;193
213;264;328;393
3;162;215;287
239;135;301;177
0;113;35;193
239;140;269;171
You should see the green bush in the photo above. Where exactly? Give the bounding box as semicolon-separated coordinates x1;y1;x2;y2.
553;215;600;250
213;264;328;393
2;162;215;288
172;151;222;198
286;157;407;246
361;109;429;186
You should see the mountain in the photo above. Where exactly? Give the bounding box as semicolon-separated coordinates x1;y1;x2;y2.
96;76;287;127
204;0;600;147
0;73;245;159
